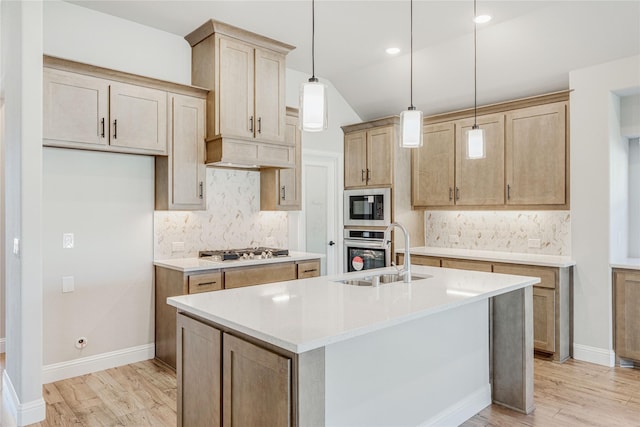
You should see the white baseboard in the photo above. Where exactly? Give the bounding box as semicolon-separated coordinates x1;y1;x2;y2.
2;370;46;426
42;343;155;384
573;343;615;367
0;338;5;354
419;384;492;427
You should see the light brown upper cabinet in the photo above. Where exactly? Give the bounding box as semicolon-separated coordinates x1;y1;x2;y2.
344;125;394;188
454;114;505;206
505;102;568;206
261;107;302;210
186;20;295;168
411;91;569;210
155;93;207;210
412;122;455;206
44;67;167;155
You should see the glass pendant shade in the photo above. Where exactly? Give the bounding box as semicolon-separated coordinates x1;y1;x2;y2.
300;78;328;132
399;108;423;148
466;126;485;159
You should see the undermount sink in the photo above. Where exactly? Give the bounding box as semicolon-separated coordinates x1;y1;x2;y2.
335;273;432;287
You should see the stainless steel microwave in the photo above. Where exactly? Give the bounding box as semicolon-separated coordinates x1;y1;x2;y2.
344;188;391;227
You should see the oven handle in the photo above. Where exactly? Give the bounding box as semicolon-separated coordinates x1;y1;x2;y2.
343;239;387;249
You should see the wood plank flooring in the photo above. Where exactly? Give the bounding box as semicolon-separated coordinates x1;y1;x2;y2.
1;354;638;426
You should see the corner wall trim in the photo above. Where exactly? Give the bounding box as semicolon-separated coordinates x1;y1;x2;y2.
418;384;491;427
573;343;615;367
2;371;46;426
42;343;155;384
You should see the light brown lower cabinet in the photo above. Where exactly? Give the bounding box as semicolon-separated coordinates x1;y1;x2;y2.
613;269;640;363
396;253;572;362
177;313;295;427
156;259;321;369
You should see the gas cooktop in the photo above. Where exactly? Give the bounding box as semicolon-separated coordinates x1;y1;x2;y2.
199;247;289;262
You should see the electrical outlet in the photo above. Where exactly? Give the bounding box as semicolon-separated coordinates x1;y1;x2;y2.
172;242;185;252
528;239;541;249
62;276;74;293
449;234;460;244
13;238;19;255
63;233;74;249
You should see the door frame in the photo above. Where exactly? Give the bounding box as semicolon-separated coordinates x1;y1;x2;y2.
296;149;343;276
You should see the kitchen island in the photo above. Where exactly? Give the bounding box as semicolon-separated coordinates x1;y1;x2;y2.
168;265;538;426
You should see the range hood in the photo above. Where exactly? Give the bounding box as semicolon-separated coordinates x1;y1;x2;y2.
205;135;295;169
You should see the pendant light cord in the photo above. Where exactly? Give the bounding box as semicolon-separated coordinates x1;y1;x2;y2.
410;0;414;109
473;0;478;127
311;0;316;80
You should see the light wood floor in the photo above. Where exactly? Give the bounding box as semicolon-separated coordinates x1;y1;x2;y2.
1;355;638;426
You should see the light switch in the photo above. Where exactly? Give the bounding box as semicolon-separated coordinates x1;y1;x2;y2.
449;234;460;244
528;239;541;249
63;233;74;249
62;276;74;293
13;238;19;255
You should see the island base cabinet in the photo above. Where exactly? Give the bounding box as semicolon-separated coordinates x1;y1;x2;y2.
223;333;292;427
177;313;222;427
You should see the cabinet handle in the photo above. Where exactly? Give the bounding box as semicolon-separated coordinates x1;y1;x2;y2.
100;118;105;138
199;182;204;199
281;185;286;200
258;117;262;134
303;269;318;273
455;187;460;201
366;169;371;182
249;116;254;133
361;169;365;182
198;281;217;286
449;187;453;201
113;119;117;139
507;184;511;200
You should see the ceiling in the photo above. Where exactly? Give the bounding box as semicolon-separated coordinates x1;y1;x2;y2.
68;0;640;121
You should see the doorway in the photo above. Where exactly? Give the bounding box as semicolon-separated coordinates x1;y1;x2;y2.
300;150;342;275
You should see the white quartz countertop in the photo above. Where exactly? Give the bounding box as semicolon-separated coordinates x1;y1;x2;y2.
167;265;539;354
611;258;640;270
398;246;576;268
154;251;324;272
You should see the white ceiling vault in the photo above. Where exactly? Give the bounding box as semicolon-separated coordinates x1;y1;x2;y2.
67;0;640;121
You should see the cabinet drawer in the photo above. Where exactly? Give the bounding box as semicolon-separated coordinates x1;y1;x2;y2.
297;260;320;279
493;264;557;289
442;259;492;272
225;262;296;289
188;272;223;294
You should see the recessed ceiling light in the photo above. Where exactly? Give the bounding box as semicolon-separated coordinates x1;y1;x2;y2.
473;14;492;24
386;47;401;55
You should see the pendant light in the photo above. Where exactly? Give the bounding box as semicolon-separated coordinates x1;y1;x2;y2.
399;0;423;148
300;0;328;132
466;0;485;159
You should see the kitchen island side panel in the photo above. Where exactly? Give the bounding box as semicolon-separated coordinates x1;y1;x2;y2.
324;299;490;427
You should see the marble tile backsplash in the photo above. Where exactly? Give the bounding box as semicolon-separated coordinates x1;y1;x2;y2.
154;168;288;259
424;211;571;255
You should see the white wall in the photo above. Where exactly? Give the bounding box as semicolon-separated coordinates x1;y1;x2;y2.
1;0;46;424
630;139;640;257
570;54;640;366
41;0;188;376
621;94;640;138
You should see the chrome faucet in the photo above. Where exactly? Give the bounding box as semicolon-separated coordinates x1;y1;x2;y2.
383;222;411;283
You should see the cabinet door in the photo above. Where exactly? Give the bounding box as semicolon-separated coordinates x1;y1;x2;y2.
412;122;455;207
278;112;301;208
455;114;505;206
43;68;109;148
506;102;567;205
614;270;640;361
532;287;556;353
367;126;394;187
177;314;222;427
110;82;167;154
223;333;291;427
168;94;206;210
255;48;286;143
344;130;368;188
217;36;255;139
